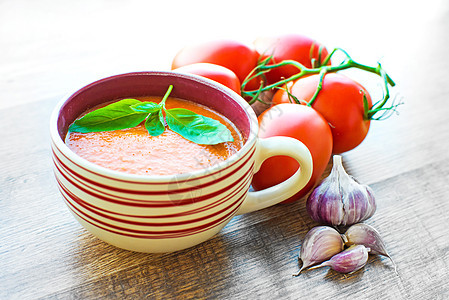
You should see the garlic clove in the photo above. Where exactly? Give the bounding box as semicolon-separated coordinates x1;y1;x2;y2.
314;245;370;274
343;223;396;271
343;178;376;226
307;177;345;225
306;155;377;227
295;226;344;276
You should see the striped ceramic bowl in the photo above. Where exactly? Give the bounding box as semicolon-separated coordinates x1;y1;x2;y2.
50;71;313;253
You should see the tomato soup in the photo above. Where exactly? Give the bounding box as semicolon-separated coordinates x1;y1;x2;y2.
65;97;244;175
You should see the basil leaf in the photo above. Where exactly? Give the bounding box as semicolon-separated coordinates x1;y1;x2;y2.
145;110;165;136
165;108;234;145
68;99;148;133
130;101;162;113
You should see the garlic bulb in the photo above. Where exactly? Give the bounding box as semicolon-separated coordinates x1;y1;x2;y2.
306;155;376;226
295;226;344;275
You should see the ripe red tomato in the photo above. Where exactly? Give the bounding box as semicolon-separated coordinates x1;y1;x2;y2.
253;34;330;85
252;104;333;203
271;73;372;153
171;39;261;92
173;63;241;94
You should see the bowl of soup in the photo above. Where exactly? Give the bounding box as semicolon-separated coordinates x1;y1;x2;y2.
50;71;313;253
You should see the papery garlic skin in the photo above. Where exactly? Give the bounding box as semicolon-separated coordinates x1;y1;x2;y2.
297;226;344;274
317;245;370;274
343;223;389;256
344;223;397;273
306;155;376;226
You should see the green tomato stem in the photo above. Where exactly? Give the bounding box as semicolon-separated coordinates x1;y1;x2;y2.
241;48;399;120
307;68;328;107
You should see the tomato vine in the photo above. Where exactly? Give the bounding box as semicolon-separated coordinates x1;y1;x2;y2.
241;48;401;120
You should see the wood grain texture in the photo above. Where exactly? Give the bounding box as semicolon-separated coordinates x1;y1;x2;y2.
1;0;449;299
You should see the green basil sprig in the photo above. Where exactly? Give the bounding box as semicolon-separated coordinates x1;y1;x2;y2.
68;85;234;145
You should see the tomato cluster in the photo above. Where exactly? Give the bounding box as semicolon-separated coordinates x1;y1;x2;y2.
171;34;387;203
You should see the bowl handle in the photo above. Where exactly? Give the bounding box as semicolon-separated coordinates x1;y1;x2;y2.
236;136;313;215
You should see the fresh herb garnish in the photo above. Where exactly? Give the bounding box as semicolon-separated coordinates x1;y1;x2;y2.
68;85;234;145
144;111;165;137
68;98;149;133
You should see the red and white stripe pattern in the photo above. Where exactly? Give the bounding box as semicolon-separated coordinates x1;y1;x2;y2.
50;71;259;253
51;135;257;251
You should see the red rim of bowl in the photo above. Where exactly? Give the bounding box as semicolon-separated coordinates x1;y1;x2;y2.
49;71;259;183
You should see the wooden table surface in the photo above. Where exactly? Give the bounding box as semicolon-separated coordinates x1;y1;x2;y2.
1;0;448;299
